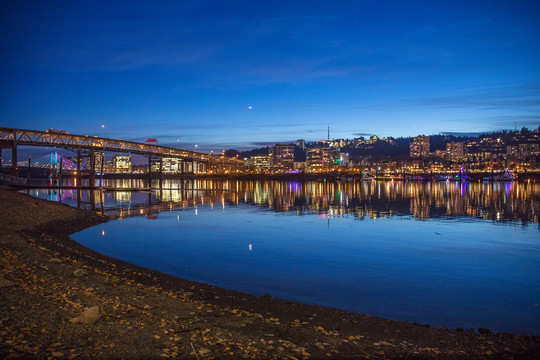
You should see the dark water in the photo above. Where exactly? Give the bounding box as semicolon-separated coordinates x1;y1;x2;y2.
28;180;540;334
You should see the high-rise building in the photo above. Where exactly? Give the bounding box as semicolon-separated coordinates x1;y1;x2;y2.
307;148;324;171
95;153;105;171
339;152;350;166
296;139;306;151
270;144;294;170
326;148;341;166
410;135;430;158
86;152;105;171
113;155;132;173
84;152;104;170
307;147;340;171
446;142;464;161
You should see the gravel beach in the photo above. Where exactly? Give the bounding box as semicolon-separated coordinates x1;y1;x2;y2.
1;186;538;359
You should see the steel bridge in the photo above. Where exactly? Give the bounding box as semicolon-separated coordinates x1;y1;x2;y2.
0;127;243;179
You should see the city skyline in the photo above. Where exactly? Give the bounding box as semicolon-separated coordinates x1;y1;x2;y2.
2;125;537;168
1;1;540;152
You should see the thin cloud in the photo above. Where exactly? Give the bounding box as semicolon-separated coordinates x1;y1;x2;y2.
439;131;485;137
411;80;540;111
248;141;277;147
487;115;540;124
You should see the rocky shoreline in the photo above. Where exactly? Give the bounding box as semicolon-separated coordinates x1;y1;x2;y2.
1;186;539;359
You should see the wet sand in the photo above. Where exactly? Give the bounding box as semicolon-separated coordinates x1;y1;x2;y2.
0;186;538;359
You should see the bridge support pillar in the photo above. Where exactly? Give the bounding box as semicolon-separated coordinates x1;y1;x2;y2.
147;155;163;189
59;158;63;185
159;157;163;189
89;190;95;212
76;151;81;187
27;157;31;182
100;156;104;188
180;159;184;181
11;141;17;175
89;152;95;187
147;156;152;188
184;159;193;175
195;160;206;174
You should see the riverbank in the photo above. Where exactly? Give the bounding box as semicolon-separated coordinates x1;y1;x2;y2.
1;186;538;359
7;168;540;188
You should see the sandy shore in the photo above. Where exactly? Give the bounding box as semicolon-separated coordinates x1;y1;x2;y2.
0;186;538;359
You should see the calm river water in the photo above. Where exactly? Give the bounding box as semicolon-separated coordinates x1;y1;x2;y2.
28;179;540;334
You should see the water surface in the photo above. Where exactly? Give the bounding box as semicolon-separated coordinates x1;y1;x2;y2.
28;180;540;334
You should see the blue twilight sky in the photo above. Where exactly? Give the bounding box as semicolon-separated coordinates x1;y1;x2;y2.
1;0;539;152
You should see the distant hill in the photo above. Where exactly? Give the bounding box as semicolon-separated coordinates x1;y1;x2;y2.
228;128;539;163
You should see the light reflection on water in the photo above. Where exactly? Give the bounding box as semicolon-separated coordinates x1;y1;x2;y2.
28;179;540;223
28;180;540;334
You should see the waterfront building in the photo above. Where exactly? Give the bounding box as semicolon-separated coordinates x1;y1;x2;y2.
270;144;294;170
245;155;271;173
162;157;182;173
113;155;132;173
339;152;350;166
104;160;114;173
446;142;464;162
83;152;105;171
81;152;105;171
96;153;105;171
150;162;161;172
307;148;324;171
307;147;341;171
326;148;341;168
410;135;430;158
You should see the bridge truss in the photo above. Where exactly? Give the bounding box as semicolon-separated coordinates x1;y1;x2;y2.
0;127;243;178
